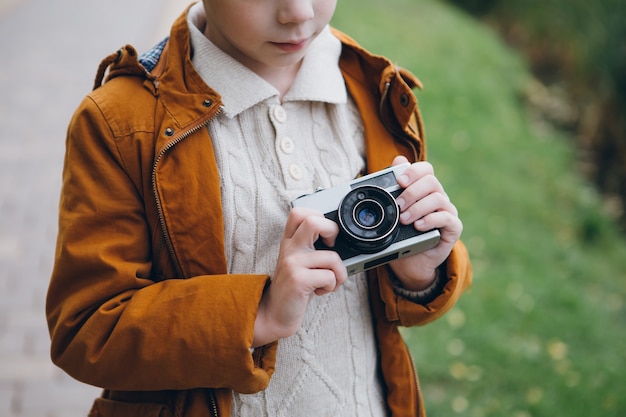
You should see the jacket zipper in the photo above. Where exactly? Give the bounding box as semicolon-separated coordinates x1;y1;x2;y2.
152;109;223;416
379;80;420;161
151;106;223;278
207;389;219;417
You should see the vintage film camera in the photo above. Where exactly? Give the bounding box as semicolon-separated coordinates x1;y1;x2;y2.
291;163;440;275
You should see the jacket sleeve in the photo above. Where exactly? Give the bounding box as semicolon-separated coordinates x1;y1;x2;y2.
373;240;472;327
46;95;277;393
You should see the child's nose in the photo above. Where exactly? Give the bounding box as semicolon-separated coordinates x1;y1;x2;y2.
277;0;315;24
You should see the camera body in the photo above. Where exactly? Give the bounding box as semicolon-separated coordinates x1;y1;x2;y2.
291;163;440;275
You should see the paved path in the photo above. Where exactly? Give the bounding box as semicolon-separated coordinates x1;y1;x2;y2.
0;1;181;415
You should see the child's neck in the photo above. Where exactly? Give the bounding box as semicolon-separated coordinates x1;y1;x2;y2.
256;61;303;101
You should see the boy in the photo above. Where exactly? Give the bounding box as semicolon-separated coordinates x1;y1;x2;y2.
46;0;472;416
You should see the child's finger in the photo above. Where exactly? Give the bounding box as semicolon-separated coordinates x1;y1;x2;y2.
399;192;457;225
283;206;324;239
395;161;436;189
289;211;339;249
396;174;446;212
414;211;463;240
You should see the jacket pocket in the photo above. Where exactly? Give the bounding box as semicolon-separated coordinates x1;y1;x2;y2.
88;397;173;417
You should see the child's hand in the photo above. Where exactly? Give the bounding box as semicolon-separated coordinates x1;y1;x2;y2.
389;156;463;291
253;207;347;347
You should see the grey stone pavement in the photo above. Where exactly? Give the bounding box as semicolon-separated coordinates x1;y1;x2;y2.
0;0;182;415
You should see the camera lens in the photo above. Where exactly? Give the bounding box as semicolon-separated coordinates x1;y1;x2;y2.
337;185;399;253
355;201;383;228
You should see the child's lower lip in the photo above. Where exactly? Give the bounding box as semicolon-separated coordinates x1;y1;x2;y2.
272;40;307;52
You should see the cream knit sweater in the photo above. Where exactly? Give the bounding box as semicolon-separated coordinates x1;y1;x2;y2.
188;5;387;416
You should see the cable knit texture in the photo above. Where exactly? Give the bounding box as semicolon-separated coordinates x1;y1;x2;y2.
188;4;387;417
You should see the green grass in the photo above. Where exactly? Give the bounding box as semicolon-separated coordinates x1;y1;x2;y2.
332;0;626;415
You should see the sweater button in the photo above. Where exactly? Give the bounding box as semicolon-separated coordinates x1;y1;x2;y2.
271;105;287;123
288;164;302;180
280;137;295;154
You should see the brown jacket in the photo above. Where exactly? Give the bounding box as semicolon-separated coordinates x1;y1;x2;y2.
47;6;472;417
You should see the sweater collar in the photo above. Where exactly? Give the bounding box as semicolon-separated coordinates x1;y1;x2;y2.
187;3;346;119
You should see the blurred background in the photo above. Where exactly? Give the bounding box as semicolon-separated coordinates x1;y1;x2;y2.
1;0;625;416
446;0;626;232
0;0;178;415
